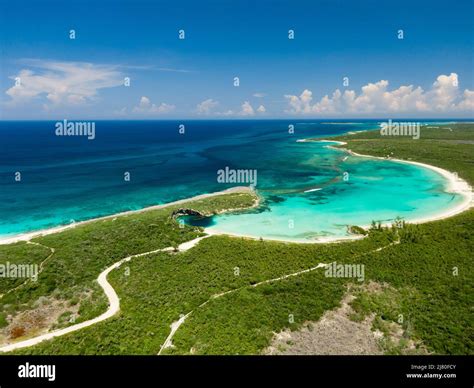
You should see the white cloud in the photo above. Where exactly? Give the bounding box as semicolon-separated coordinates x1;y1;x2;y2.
427;73;459;111
284;73;474;115
132;96;175;114
155;103;175;113
285;89;314;114
195;100;264;117
457;89;474;111
217;110;235;116
5;59;123;108
253;92;266;98
239;101;266;116
196;98;219;114
240;101;255;116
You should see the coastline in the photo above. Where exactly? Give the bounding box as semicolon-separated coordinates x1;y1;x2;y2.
0;186;256;245
1;138;472;246
206;140;473;241
319;139;473;226
204;228;366;244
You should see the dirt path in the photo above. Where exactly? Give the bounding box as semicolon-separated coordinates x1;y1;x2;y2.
158;262;329;355
157;238;400;354
0;241;55;300
1;233;399;354
0;236;209;353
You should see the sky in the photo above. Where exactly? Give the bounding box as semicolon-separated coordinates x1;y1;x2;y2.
0;0;473;119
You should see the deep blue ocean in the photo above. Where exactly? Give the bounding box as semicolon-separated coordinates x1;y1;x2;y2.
0;119;467;241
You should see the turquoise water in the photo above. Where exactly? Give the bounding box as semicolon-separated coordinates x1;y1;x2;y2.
187;140;464;242
0;120;465;241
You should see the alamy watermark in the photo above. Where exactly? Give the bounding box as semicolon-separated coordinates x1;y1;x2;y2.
55;119;95;140
18;362;55;382
324;261;365;282
217;166;257;187
0;262;39;282
380;119;420;140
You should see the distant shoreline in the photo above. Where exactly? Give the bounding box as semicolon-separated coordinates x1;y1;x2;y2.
1;124;472;246
205;135;472;242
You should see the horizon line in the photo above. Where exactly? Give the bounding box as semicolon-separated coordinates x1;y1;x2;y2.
1;118;473;122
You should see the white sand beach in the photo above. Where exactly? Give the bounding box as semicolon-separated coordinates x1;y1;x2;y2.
1;141;472;247
205;228;366;244
0;186;255;245
322;140;473;225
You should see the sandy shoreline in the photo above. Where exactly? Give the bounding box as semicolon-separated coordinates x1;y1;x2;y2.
1;139;472;246
204;228;366;244
319;139;473;226
0;186;255;245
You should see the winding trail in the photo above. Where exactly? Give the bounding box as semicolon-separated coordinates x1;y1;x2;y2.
0;233;398;354
157;237;400;354
0;235;209;353
157;263;328;355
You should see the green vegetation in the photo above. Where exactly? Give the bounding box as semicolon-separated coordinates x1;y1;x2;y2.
168;124;473;355
348;225;368;235
13;231;390;355
0;191;257;334
3;124;473;355
348;283;426;355
332;123;474;184
0;242;51;295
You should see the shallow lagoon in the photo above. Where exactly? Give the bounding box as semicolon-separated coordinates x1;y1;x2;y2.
195;141;464;241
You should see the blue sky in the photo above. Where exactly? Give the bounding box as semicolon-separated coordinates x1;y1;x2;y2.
0;0;473;119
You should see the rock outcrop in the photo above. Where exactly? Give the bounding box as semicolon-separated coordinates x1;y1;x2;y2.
171;208;204;218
